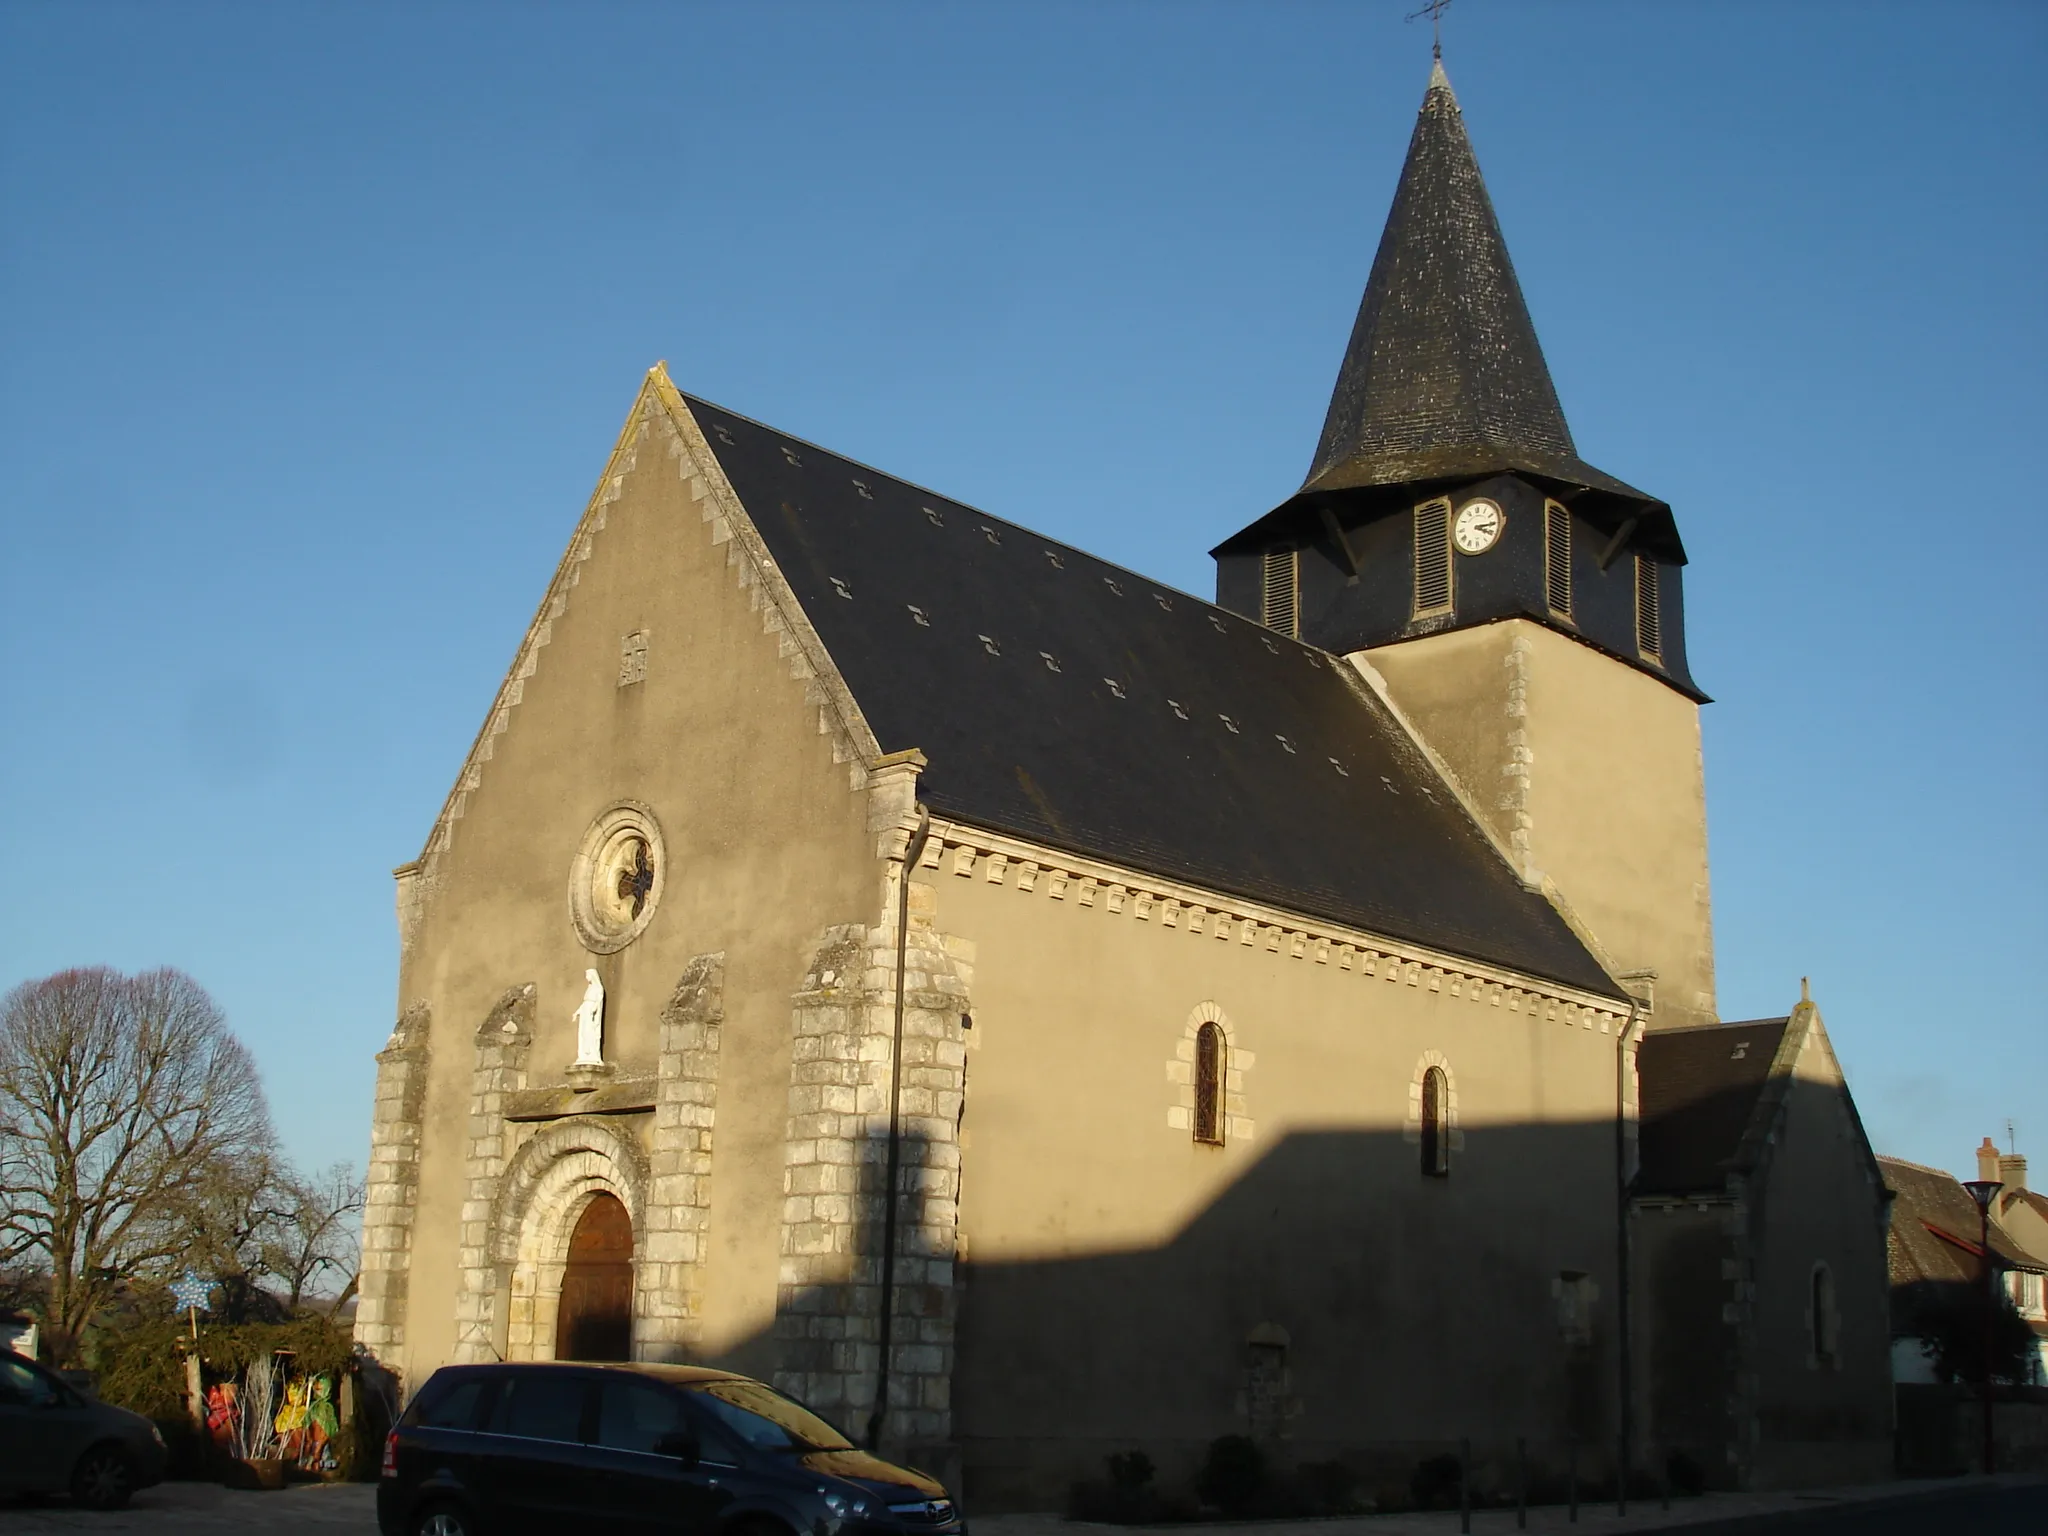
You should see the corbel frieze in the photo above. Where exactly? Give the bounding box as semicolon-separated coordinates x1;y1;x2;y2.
922;819;1629;1030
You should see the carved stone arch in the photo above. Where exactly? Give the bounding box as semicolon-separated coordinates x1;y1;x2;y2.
487;1117;652;1361
1167;1001;1255;1144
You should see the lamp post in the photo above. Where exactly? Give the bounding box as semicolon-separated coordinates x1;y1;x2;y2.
1961;1178;2004;1475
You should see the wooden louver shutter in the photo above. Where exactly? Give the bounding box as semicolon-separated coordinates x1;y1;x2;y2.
1260;547;1299;637
1413;498;1452;615
1544;501;1572;616
1635;552;1661;660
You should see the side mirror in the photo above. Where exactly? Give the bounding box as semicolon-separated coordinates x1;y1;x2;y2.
653;1429;700;1465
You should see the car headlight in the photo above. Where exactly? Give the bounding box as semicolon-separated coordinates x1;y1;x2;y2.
822;1488;877;1520
149;1423;165;1446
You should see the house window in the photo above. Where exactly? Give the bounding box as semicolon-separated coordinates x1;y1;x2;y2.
1193;1022;1225;1146
1635;553;1662;661
1259;548;1299;637
1413;498;1453;616
1810;1263;1838;1368
1420;1066;1450;1177
2010;1271;2047;1320
1544;501;1571;617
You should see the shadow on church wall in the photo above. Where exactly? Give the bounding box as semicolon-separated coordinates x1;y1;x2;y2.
672;1078;1893;1510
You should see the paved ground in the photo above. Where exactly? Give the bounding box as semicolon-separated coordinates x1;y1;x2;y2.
0;1476;2040;1533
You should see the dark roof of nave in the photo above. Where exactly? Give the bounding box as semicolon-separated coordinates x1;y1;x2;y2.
1273;61;1682;562
683;393;1621;999
1635;1018;1790;1195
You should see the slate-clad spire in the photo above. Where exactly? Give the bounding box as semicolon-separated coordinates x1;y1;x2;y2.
1303;62;1668;538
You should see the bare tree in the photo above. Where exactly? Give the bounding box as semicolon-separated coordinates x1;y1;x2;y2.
268;1161;364;1311
0;967;274;1360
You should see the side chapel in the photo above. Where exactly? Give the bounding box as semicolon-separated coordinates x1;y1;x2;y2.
356;62;1893;1499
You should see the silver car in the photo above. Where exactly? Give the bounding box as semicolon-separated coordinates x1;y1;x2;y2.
0;1348;167;1509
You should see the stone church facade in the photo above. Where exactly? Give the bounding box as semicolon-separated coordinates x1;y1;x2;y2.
357;63;1892;1501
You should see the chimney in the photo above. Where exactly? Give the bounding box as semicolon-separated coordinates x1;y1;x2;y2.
1977;1137;2002;1183
1998;1153;2028;1192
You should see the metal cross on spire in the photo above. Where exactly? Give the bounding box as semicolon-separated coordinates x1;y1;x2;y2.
1405;0;1453;60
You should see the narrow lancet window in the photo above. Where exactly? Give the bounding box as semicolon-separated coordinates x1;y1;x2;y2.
1260;548;1299;637
1811;1264;1837;1368
1193;1022;1225;1145
1420;1066;1450;1176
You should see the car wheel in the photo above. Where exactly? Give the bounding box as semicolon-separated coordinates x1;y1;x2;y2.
69;1444;133;1511
411;1503;476;1536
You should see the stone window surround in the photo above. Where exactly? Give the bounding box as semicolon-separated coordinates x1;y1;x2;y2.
1404;1049;1465;1159
1167;1002;1255;1144
569;800;668;955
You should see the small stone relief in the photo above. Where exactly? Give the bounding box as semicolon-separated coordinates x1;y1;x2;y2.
569;803;667;954
618;630;649;687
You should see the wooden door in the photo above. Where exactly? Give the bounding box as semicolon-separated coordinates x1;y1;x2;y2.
555;1192;634;1361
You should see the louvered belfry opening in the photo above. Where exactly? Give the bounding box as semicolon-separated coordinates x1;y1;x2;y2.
1193;1022;1225;1145
1544;500;1572;617
1259;547;1299;636
1635;552;1662;661
1413;498;1452;615
555;1192;634;1361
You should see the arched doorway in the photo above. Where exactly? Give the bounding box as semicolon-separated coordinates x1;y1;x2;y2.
554;1192;634;1360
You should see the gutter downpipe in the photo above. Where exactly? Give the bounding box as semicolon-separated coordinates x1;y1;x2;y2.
1615;996;1645;1515
867;806;932;1453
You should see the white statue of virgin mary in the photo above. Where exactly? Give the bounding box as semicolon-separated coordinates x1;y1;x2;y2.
571;968;605;1066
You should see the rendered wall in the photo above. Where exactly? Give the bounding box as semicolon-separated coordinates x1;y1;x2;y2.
361;385;887;1389
924;833;1635;1507
1743;1024;1893;1487
1359;620;1716;1029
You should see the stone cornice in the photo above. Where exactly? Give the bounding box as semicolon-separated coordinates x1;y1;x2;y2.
922;816;1631;1028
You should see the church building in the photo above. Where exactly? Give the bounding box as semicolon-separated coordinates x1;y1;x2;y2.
356;62;1893;1501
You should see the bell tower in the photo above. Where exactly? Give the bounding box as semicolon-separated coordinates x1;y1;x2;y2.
1215;61;1716;1027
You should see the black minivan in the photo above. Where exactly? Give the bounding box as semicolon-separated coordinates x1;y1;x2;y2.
378;1361;963;1536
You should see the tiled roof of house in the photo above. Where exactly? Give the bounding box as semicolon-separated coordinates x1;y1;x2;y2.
1879;1156;2046;1289
684;393;1623;998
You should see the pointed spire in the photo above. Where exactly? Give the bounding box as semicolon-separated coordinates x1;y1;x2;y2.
1302;63;1669;540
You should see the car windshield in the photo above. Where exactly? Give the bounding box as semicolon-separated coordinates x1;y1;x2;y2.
684;1379;853;1452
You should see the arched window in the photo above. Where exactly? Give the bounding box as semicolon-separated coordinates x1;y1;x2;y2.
1810;1263;1837;1368
1420;1066;1450;1177
1193;1022;1225;1146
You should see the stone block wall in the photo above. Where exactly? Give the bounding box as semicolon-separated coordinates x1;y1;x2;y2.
639;953;724;1359
773;887;972;1455
354;1002;431;1364
452;985;536;1363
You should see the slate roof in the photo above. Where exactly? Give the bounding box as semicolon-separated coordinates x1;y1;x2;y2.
1290;62;1681;561
684;394;1622;999
1634;1018;1790;1195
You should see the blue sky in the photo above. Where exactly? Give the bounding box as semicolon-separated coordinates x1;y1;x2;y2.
2;1;2041;1183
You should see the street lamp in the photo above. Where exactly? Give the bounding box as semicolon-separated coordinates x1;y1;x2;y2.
1961;1178;2004;1475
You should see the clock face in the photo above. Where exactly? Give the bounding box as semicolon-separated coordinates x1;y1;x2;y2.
1453;498;1504;555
